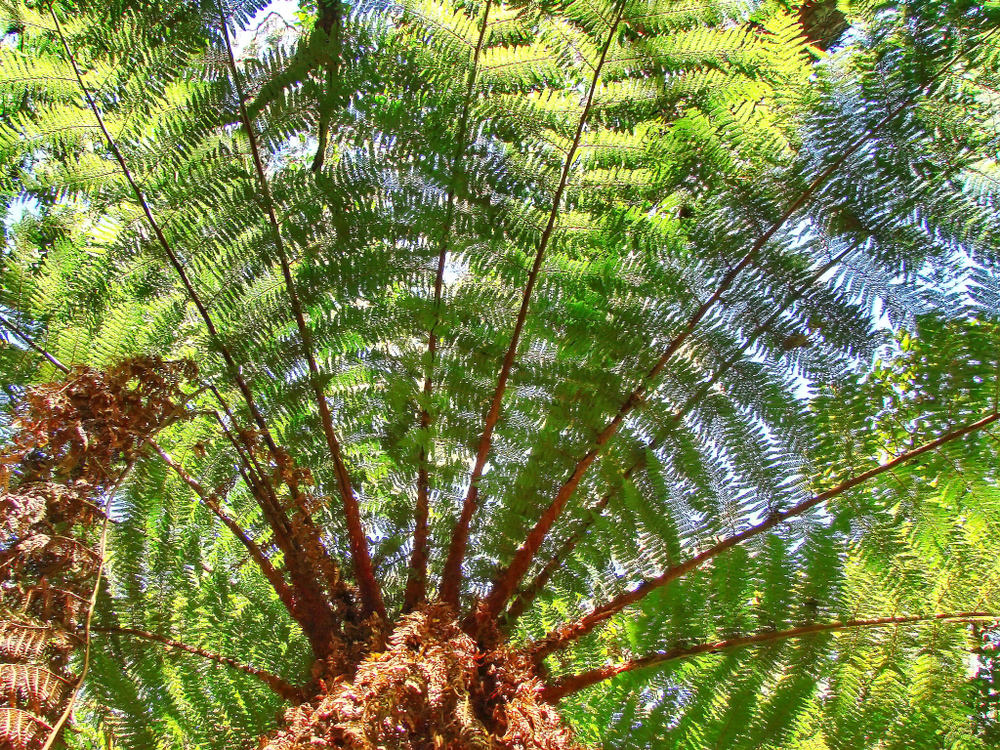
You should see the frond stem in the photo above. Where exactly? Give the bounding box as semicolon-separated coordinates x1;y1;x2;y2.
207;386;280;506
93;626;303;702
310;0;342;172
204;388;309;570
494;29;1000;612
0;314;70;373
149;440;295;612
218;3;384;621
492;11;1000;618
530;412;1000;659
440;0;626;609
539;612;997;701
404;0;494;613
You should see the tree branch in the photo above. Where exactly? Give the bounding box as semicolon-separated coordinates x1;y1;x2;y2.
404;0;494;614
218;3;384;622
93;626;302;702
440;0;628;609
539;612;997;702
0;313;70;373
530;412;1000;659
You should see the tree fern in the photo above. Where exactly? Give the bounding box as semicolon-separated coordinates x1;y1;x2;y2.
2;0;1000;747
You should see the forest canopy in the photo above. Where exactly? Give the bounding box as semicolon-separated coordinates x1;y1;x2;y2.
1;0;1000;748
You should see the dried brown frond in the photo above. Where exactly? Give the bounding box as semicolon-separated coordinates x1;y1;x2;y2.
0;622;71;664
0;358;196;748
0;664;70;714
0;707;51;750
0;357;196;488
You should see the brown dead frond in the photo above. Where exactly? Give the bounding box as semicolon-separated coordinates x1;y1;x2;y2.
0;357;196;488
0;358;196;749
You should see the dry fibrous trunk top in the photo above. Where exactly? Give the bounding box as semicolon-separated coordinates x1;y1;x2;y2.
262;604;582;750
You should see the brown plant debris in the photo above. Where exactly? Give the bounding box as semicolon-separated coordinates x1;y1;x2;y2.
0;359;194;749
262;604;583;750
1;357;196;489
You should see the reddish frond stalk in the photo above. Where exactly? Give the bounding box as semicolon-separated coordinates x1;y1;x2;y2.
207;388;289;526
0;314;70;373
149;441;295;612
501;491;614;629
218;8;384;622
439;2;627;609
478;100;918;623
94;626;303;702
407;439;433;612
49;8;283;473
205;393;316;591
501;243;861;627
530;412;1000;659
539;612;997;702
404;0;494;614
151;435;339;660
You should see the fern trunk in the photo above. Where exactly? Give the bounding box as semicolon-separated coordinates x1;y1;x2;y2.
262;606;579;750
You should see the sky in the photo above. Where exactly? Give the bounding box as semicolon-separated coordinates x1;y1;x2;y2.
234;0;302;56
